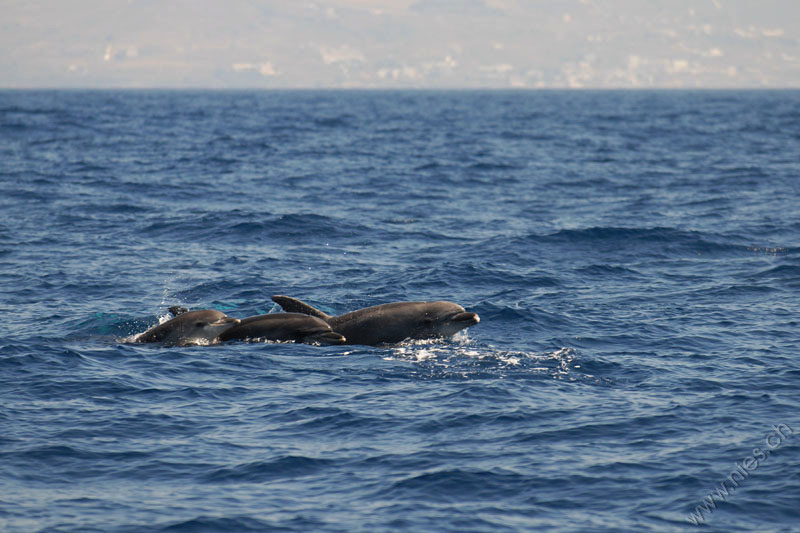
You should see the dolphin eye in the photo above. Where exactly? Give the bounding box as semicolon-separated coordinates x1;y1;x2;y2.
195;322;204;328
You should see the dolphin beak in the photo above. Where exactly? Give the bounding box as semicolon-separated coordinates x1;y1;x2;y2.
452;312;480;325
311;331;347;345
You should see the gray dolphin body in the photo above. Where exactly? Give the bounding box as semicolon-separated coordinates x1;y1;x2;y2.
216;313;346;345
134;309;240;345
271;295;480;346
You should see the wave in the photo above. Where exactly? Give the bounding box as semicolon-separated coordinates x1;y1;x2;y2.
202;455;334;484
382;468;529;502
157;515;286;532
752;264;800;280
140;211;368;244
493;226;788;260
313;115;356;128
467;161;524;172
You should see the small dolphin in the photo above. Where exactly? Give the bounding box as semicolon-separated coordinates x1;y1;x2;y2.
134;309;240;345
271;295;480;346
216;313;346;345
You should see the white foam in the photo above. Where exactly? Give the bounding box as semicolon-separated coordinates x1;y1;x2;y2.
388;339;578;371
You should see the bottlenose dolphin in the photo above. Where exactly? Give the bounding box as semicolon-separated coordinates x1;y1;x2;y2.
271;295;480;346
134;309;240;345
216;313;346;345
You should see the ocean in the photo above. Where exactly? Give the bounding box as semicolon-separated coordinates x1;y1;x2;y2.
1;89;799;532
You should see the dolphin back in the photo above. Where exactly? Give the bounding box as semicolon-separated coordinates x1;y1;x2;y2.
217;312;345;344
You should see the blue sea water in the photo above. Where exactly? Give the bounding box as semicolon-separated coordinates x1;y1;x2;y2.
1;89;799;532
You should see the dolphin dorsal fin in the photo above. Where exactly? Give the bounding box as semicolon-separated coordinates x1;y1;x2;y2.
272;295;332;320
169;305;190;316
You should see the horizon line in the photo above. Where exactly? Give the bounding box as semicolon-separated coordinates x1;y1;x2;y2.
3;86;800;91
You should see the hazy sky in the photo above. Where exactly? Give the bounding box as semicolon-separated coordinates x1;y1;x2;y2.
3;0;800;88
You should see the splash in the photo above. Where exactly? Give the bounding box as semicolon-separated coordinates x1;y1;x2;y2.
387;336;583;380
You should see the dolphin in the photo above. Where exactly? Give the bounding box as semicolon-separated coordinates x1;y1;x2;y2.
134;309;240;345
271;295;480;346
216;313;346;345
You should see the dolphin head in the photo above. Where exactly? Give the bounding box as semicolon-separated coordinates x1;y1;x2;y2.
411;301;480;339
143;310;240;345
193;313;241;344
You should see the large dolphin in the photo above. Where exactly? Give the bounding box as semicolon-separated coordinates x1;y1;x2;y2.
216;313;346;345
271;295;480;346
134;309;240;345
